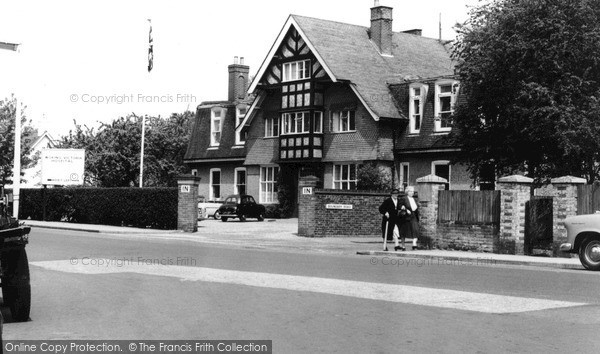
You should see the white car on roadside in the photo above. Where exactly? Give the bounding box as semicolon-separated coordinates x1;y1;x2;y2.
561;213;600;271
198;196;224;220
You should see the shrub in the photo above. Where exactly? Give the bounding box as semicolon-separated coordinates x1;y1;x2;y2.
19;187;178;229
357;162;392;191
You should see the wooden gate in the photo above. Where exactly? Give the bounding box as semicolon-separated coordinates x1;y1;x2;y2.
577;183;600;215
524;196;553;255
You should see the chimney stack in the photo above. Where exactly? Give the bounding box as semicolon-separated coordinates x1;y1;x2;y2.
370;0;393;56
228;56;250;102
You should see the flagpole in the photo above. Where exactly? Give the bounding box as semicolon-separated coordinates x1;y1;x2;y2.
140;19;152;188
139;115;146;188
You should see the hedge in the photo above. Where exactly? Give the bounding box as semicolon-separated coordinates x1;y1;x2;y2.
17;187;178;230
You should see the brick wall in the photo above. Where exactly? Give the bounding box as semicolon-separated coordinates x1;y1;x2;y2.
177;175;201;232
436;222;497;252
298;176;388;237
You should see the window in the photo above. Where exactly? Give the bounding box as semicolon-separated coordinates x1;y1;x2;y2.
234;168;246;195
209;169;221;200
283;59;310;82
399;163;410;189
435;80;459;132
210;108;223;146
235;106;247;145
281;82;311;109
260;166;279;203
333;164;357;190
313;111;323;133
191;169;198;176
331;111;356;132
265;116;280;137
409;84;426;133
432;160;451;190
281;112;309;134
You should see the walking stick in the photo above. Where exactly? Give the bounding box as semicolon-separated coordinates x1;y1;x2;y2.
383;219;389;251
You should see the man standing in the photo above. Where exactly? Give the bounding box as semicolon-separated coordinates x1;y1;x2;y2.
379;189;403;251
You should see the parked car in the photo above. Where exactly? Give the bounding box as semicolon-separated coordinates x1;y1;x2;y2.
198;196;223;220
217;195;266;222
561;213;600;270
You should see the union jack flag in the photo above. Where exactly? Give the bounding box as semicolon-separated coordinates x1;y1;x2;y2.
147;19;153;72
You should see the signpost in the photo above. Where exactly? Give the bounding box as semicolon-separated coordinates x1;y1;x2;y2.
41;149;85;186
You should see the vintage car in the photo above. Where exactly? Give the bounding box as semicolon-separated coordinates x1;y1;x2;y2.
198;196;223;220
217;195;266;222
561;213;600;271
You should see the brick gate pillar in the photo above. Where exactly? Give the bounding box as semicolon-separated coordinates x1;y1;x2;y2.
544;176;585;255
298;176;320;237
177;175;201;232
416;174;447;248
497;175;532;254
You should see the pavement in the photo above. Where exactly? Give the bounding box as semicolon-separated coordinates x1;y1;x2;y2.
22;218;586;271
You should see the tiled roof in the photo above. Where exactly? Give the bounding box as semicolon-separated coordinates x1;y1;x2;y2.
184;103;247;162
291;15;454;120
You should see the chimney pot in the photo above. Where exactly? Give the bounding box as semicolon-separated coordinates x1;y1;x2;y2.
240;57;244;65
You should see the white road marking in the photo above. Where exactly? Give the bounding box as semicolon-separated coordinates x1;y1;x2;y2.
31;260;587;314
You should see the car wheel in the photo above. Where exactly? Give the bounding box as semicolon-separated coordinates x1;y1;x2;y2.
579;237;600;271
213;211;221;220
239;214;247;222
257;213;264;222
221;217;228;222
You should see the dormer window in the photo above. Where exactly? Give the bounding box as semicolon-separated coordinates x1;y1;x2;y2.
409;84;427;134
210;108;223;146
282;59;310;82
235;106;247;145
435;80;459;132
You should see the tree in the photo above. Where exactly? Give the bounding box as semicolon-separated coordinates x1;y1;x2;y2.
452;0;600;185
57;112;193;187
357;162;392;191
0;96;39;185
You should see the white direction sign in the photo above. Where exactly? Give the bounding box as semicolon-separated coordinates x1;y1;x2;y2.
41;148;85;185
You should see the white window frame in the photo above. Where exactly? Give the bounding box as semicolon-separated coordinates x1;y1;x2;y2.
235;106;247;145
399;162;410;189
432;160;451;187
234;167;246;195
409;84;427;134
210;108;223;146
281;112;309;135
209;168;222;200
282;59;310;82
313;111;323;133
260;166;279;204
265;116;280;138
331;111;356;133
332;164;357;190
434;80;459;132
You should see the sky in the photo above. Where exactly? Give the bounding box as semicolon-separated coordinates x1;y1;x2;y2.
0;0;479;139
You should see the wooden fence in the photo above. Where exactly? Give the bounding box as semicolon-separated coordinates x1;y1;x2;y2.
438;190;501;224
577;184;600;215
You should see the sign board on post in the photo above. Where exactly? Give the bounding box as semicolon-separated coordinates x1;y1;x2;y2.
41;148;85;185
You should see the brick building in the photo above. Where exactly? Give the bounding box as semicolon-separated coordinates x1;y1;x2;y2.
185;2;474;212
184;57;253;200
